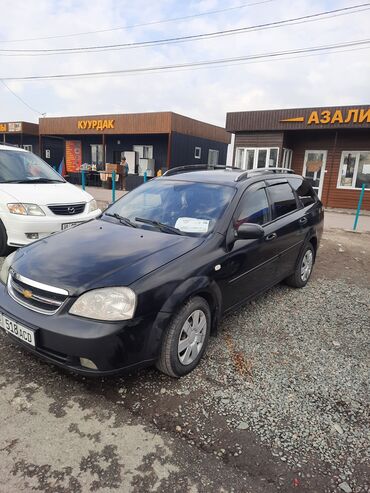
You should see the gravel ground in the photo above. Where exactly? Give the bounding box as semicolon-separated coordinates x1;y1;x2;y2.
0;230;369;492
204;279;369;488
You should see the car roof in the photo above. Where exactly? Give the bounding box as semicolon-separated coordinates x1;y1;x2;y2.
0;144;28;152
161;167;301;187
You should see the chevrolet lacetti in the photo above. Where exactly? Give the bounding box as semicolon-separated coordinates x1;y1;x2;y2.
0;166;323;377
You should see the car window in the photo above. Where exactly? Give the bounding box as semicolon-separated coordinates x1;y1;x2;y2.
235;188;270;227
105;179;236;236
0;150;64;183
289;177;317;207
268;183;297;219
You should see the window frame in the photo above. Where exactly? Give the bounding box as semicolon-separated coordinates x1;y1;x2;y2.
194;147;202;159
266;180;300;221
337;150;370;190
282;148;293;169
234;147;280;170
233;182;272;228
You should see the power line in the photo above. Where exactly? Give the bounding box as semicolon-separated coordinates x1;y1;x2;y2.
2;39;369;81
1;4;369;56
0;0;278;44
0;80;43;115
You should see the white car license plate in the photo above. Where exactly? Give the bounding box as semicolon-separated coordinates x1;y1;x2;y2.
1;315;35;347
62;221;84;231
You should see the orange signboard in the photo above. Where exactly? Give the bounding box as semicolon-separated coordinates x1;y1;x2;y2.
65;140;82;173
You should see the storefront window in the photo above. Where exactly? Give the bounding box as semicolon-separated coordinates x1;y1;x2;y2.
338;151;370;189
269;148;278;167
235;147;279;170
235;148;245;168
282;148;293;168
257;149;267;168
91;144;104;167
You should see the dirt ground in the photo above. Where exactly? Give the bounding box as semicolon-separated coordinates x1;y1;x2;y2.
0;230;369;493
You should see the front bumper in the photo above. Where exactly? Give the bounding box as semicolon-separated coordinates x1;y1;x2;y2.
0;283;171;376
2;209;101;247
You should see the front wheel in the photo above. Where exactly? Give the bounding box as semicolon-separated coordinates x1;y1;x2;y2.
285;243;315;288
156;296;211;378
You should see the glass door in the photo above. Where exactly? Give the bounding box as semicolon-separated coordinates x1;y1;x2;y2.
302;150;327;199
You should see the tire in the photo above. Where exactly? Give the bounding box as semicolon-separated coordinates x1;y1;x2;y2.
285;243;315;288
156;296;211;378
0;221;11;257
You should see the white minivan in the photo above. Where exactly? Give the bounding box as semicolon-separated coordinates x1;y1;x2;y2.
0;144;101;255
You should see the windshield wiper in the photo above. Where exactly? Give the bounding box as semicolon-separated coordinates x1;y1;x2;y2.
105;212;137;228
135;217;185;235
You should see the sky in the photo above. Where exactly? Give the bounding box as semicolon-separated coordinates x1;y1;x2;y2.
0;0;369;127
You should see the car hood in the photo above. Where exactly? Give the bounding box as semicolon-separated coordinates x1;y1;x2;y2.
12;218;204;295
0;182;93;205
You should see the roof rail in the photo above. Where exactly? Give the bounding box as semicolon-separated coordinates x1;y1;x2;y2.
163;165;210;176
234;167;295;182
162;164;241;177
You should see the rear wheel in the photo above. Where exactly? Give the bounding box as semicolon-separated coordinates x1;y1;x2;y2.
156;296;211;378
285;243;315;288
0;221;11;257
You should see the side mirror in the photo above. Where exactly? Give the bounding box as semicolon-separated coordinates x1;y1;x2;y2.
236;223;264;240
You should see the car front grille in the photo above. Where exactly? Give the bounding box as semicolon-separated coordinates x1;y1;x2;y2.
7;270;69;315
48;203;86;215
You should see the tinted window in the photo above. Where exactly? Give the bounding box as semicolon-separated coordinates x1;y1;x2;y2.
289;177;317;207
236;188;270;226
268;183;297;218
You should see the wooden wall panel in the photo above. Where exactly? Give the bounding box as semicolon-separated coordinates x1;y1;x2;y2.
39;112;230;144
171;113;230;144
286;129;370;210
39;112;172;135
226;105;370;132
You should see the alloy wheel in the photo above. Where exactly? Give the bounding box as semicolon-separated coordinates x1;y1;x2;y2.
301;249;313;282
178;309;207;365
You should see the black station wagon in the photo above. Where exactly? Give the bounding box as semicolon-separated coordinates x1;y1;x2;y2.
0;166;324;377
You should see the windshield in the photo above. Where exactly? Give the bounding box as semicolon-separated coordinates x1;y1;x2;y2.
105;179;235;235
0;150;64;183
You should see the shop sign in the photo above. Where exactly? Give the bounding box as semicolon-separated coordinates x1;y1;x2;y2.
77;119;114;131
8;122;22;132
280;108;370;125
65;140;82;173
0;123;7;132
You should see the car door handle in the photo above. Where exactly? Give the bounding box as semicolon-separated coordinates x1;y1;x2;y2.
265;233;277;241
299;217;308;225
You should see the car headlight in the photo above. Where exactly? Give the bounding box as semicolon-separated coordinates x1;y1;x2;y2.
88;199;98;213
69;287;136;321
0;251;17;285
8;203;45;216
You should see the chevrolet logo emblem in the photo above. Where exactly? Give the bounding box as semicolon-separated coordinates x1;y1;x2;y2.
22;289;33;299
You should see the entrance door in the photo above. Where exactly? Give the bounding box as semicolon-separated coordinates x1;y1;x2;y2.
302;150;327;199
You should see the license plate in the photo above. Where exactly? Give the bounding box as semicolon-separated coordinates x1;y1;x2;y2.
1;314;35;347
62;221;84;231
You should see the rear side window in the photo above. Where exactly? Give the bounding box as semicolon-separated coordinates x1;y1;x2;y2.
268;183;297;219
235;188;270;226
289;177;317;207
